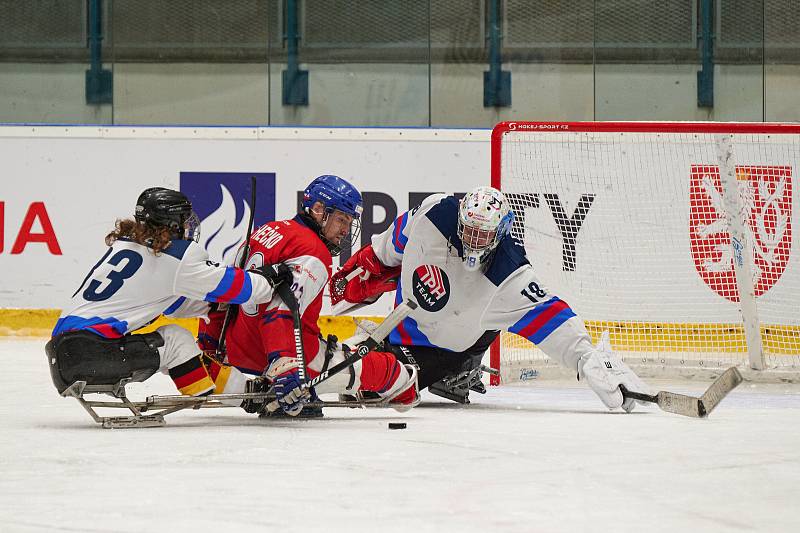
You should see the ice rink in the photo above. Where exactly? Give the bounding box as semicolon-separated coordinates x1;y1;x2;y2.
2;337;799;533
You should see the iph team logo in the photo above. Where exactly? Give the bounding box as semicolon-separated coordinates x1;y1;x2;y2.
180;172;276;264
689;165;792;302
412;264;450;311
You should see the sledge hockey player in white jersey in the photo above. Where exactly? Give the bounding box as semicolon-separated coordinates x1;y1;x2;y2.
46;187;280;400
331;185;652;412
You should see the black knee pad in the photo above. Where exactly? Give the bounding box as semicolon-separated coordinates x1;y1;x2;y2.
386;344;473;391
46;331;162;394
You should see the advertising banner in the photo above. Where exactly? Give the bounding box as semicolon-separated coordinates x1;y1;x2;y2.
0;127;489;313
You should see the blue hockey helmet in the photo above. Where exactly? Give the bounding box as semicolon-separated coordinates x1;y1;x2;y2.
301;175;363;255
302;175;363;219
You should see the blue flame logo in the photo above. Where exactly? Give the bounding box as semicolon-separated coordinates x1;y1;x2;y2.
180;172;276;264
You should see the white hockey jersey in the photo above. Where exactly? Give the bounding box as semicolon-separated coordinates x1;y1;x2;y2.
372;194;595;370
53;238;273;338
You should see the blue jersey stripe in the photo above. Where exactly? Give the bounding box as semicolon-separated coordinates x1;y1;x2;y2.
163;297;187;316
391;212;410;254
389;315;437;348
229;272;253;304
508;297;561;334
389;270;440;347
394;276;404;306
52;315;130;337
205;266;236;301
509;297;576;345
527;307;576;345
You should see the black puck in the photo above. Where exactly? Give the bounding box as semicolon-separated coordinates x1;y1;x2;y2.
388;422;407;430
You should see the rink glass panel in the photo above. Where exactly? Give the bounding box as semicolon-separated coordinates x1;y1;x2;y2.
2;1;800;125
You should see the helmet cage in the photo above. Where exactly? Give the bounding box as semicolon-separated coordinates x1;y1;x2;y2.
302;175;363;256
183;211;201;243
460;224;498;252
457;187;514;271
318;208;361;256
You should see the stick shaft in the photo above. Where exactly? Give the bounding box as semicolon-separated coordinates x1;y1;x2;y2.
217;176;258;356
273;280;307;381
264;300;417;413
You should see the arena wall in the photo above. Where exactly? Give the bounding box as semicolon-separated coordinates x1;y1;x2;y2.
0;126;488;337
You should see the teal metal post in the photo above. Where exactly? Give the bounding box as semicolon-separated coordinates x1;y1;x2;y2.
697;0;714;107
484;0;510;107
282;0;309;105
85;0;112;104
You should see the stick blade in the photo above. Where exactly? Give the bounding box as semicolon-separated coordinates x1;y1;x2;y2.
655;366;743;418
699;366;743;417
655;391;705;418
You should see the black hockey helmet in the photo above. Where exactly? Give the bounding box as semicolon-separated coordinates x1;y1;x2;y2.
135;187;200;241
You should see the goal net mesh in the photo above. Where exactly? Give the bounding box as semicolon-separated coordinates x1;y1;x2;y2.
492;123;799;382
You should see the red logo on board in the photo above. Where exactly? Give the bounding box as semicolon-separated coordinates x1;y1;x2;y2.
689;165;792;302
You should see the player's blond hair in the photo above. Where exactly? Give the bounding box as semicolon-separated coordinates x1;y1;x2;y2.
105;218;174;255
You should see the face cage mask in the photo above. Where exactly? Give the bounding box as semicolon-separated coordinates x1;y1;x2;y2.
182;211;201;243
458;221;499;272
321;210;361;257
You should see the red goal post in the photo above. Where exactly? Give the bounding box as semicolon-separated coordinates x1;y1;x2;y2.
489;121;800;385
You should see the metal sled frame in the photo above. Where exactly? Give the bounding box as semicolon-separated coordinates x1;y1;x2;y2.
62;380;395;428
62;380;164;428
428;365;500;404
61;379;199;428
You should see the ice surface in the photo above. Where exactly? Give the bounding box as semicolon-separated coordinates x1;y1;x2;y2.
2;338;799;533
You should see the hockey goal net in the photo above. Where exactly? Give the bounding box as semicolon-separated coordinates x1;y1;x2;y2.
490;121;800;384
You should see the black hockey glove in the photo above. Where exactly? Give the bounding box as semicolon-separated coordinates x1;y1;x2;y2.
251;263;293;289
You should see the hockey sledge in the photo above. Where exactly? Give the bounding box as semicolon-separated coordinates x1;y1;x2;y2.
61;300;419;428
62;381;405;429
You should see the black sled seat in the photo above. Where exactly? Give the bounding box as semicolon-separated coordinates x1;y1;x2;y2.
45;332;175;428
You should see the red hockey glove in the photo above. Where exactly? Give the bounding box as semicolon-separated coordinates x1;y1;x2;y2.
329;244;401;305
197;305;226;354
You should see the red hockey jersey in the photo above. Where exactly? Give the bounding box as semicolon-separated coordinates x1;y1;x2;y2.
218;215;332;374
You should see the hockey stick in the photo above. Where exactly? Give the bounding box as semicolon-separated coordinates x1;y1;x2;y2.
142;396;408;410
308;299;416;388
273;279;307;381
216;176;257;358
620;366;743;418
264;299;417;412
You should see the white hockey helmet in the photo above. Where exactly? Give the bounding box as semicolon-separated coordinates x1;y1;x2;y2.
457;186;514;271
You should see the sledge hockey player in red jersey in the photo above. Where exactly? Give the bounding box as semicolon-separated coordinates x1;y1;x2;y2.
200;175;418;417
331;185;653;411
46;187;279;399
